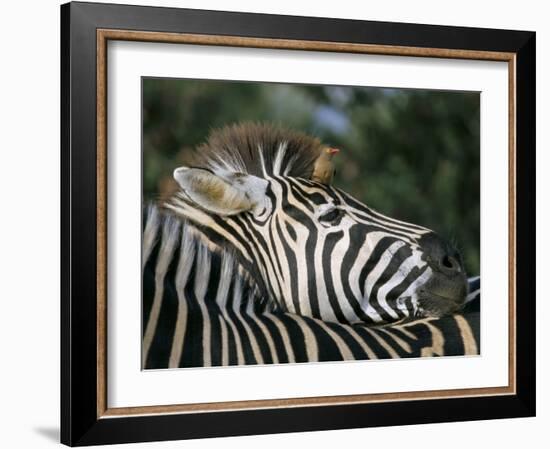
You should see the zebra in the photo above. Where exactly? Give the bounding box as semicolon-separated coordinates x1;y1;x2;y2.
163;122;468;326
142;207;480;369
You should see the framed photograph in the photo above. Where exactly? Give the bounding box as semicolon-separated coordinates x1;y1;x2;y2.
60;1;535;446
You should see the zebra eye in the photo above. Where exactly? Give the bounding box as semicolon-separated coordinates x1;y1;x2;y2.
319;208;344;223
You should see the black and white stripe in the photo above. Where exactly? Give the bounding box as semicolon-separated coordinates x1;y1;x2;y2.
142;207;480;369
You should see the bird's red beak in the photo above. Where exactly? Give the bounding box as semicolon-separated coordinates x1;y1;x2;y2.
327;147;340;155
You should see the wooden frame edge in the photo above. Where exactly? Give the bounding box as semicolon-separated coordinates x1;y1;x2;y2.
98;28;515;61
95;28;517;419
101;386;514;418
97;28;108;418
508;55;517;395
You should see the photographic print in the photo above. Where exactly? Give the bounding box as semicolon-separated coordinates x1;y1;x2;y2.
141;78;481;370
61;4;535;444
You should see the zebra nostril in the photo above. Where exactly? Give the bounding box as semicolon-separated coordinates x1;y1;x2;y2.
440;255;460;272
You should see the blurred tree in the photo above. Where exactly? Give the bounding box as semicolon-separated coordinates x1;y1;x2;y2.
143;78;479;275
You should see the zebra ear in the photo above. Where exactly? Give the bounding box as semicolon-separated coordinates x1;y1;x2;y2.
173;167;268;216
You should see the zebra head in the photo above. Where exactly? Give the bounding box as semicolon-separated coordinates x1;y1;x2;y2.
166;123;467;324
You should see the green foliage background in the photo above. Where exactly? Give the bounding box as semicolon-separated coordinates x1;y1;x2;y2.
143;78;480;275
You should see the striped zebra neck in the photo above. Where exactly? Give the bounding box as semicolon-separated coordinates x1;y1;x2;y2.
142;205;480;369
143;204;272;311
145;304;480;369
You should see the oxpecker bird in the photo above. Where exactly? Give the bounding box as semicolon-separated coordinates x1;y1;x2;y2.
311;147;340;184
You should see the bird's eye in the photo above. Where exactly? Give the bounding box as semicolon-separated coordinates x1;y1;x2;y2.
319;208;344;223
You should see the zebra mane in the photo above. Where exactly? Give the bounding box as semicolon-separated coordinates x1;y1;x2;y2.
184;122;325;178
143;204;271;310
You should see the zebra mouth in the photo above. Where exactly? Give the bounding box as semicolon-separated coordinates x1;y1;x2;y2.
415;287;467;318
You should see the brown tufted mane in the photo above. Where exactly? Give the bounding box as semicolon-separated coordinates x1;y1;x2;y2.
184;122;325;179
